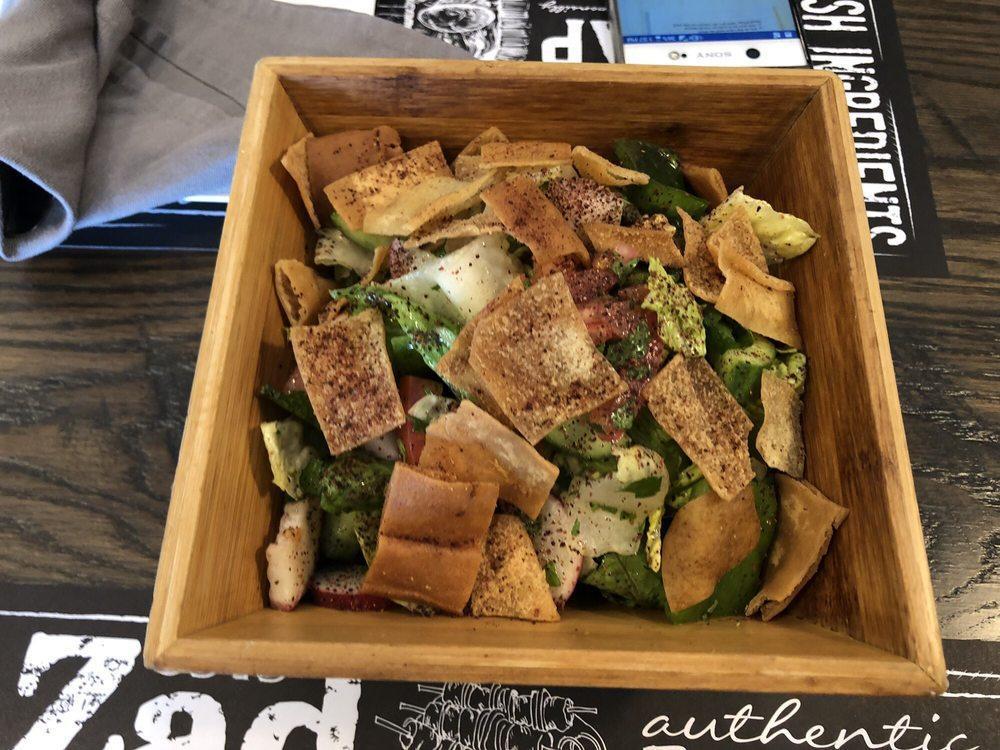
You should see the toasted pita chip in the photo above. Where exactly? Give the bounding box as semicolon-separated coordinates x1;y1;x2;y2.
707;206;768;273
545;178;624;233
281;135;321;229
470;273;628;443
307;127;403;221
470;515;559;622
572;145;649;186
435;278;523;424
324;141;451;231
756;370;805;477
679;208;724;303
290;309;406;455
715;250;802;349
318;297;349;323
642;356;753;500
457;126;509;158
746;475;848;620
482;176;588;266
362;169;498;236
421;401;559;519
360;242;390;286
510;163;578;184
403;209;505;249
583;222;683;267
274;259;332;326
681;162;728;208
661;486;759;613
480;140;572;168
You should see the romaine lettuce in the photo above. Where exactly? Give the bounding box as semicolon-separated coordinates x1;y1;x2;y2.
260;419;316;500
702;188;818;263
298;450;393;515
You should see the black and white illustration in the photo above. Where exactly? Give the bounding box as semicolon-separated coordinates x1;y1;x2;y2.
375;683;606;750
375;1;532;60
1;587;997;748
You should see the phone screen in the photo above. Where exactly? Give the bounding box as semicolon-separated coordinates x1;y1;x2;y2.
614;0;808;67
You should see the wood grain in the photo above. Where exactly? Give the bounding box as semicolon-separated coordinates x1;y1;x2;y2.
166;605;937;695
749;76;943;688
0;0;995;650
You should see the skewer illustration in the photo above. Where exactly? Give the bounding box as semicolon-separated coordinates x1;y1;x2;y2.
376;715;473;750
416;683;598;733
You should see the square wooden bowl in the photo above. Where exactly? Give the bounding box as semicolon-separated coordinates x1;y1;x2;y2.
144;58;945;695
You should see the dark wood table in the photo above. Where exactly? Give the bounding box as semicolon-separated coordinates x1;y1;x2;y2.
0;0;996;640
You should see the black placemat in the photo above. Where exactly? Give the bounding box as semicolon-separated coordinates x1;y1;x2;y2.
0;583;994;749
64;0;947;278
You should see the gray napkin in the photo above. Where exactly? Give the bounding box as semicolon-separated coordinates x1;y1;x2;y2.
0;0;469;261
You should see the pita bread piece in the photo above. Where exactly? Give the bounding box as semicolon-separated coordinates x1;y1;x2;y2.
362;169;498;236
470;515;560;622
435;278;523;424
681;162;728;208
678;207;724;303
324;141;451;231
363;536;485;614
707;206;768;273
756;370;805;477
453;126;509;179
572;145;649;186
378;463;498;546
642;355;753;500
480;140;572;168
715;247;802;349
290;309;406;455
281;135;321;228
421;401;559;519
482;176;588;266
458;126;509;158
583;222;683;267
403;209;505;249
469;273;628;443
661;486;759;613
746;475;848;620
362;464;498;614
307;126;403;221
544;177;624;233
274;259;333;326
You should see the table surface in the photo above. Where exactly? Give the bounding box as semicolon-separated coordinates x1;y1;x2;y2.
0;0;997;641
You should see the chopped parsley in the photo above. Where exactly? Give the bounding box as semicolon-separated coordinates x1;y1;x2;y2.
544;561;562;587
571;519;581;537
622;476;663;498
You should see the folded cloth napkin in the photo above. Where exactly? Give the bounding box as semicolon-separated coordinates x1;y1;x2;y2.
0;0;469;261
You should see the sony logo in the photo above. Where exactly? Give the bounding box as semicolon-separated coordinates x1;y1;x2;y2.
697;51;732;57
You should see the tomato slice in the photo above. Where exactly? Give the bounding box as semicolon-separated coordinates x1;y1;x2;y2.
397;375;441;464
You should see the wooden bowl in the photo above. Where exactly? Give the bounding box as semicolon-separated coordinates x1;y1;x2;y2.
144;58;945;695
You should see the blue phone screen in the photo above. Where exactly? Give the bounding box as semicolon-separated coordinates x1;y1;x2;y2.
619;0;799;44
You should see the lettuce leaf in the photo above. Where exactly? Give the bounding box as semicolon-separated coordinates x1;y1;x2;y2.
582;552;667;609
298;451;393;515
641;258;705;358
260;419;317;500
259;384;319;428
702;188;818;263
314;228;373;276
333;285;460;370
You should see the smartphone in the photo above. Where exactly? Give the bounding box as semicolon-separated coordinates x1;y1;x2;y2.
611;0;809;68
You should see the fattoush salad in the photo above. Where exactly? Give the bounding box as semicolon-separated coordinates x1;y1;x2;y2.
262;125;848;623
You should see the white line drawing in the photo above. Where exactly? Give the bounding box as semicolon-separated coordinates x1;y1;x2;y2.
0;609;149;623
376;683;607;749
377;1;531;60
948;670;1000;679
